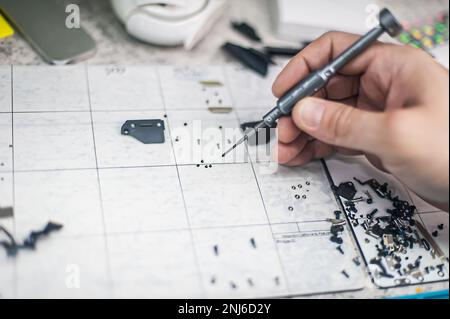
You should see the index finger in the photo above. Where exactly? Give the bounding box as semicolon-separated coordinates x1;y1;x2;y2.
272;31;384;98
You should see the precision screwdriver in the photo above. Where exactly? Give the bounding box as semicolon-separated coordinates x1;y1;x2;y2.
222;8;403;158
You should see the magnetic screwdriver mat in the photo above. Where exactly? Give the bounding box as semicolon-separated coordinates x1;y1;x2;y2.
0;65;448;298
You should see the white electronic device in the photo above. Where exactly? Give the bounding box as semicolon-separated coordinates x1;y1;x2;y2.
269;0;374;42
111;0;227;50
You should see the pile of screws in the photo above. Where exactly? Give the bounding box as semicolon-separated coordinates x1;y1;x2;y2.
335;177;448;283
196;160;213;169
288;182;312;212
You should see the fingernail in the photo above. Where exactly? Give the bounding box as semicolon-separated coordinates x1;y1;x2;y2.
300;100;325;129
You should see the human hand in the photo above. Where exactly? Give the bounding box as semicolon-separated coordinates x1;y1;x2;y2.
272;32;449;211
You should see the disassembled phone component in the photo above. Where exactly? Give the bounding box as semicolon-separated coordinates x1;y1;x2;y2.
331;212;340;221
383;234;395;253
231;21;262;42
0;221;63;257
395;278;411;286
353;178;392;199
367;209;379;220
227;20;305;76
0;225;16;256
416;222;446;263
121;119;165;144
264;46;302;57
365;191;374;204
222;42;271;76
328;217;346;246
0;206;13;219
333;182;357;201
370;257;394;279
208;107;233;114
23;222;63;249
199;80;224;87
240;121;277;146
250;238;257;249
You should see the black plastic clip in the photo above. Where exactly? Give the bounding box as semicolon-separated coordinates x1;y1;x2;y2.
121;120;165;144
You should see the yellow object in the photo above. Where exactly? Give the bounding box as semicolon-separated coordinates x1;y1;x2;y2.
423;25;434;36
411;28;423;40
0;13;14;39
422;37;434;49
416;287;424;294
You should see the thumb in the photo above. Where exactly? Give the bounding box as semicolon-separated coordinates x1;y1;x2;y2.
291;97;387;153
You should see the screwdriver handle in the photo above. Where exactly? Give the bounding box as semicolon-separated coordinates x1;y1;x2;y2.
277;71;328;115
261;8;403;127
276;26;386;115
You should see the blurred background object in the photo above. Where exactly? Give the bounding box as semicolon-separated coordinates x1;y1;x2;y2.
271;0;448;44
111;0;227;50
270;0;448;66
0;0;96;64
0;11;14;39
0;0;448;67
270;0;375;42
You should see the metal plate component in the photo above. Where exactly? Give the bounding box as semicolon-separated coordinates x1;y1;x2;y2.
121;119;165;144
199;80;224;87
240;121;277;146
208;107;233;114
0;206;13;219
416;222;446;263
333;182;357;201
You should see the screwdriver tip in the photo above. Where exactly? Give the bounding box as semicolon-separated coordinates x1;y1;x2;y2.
222;144;237;158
